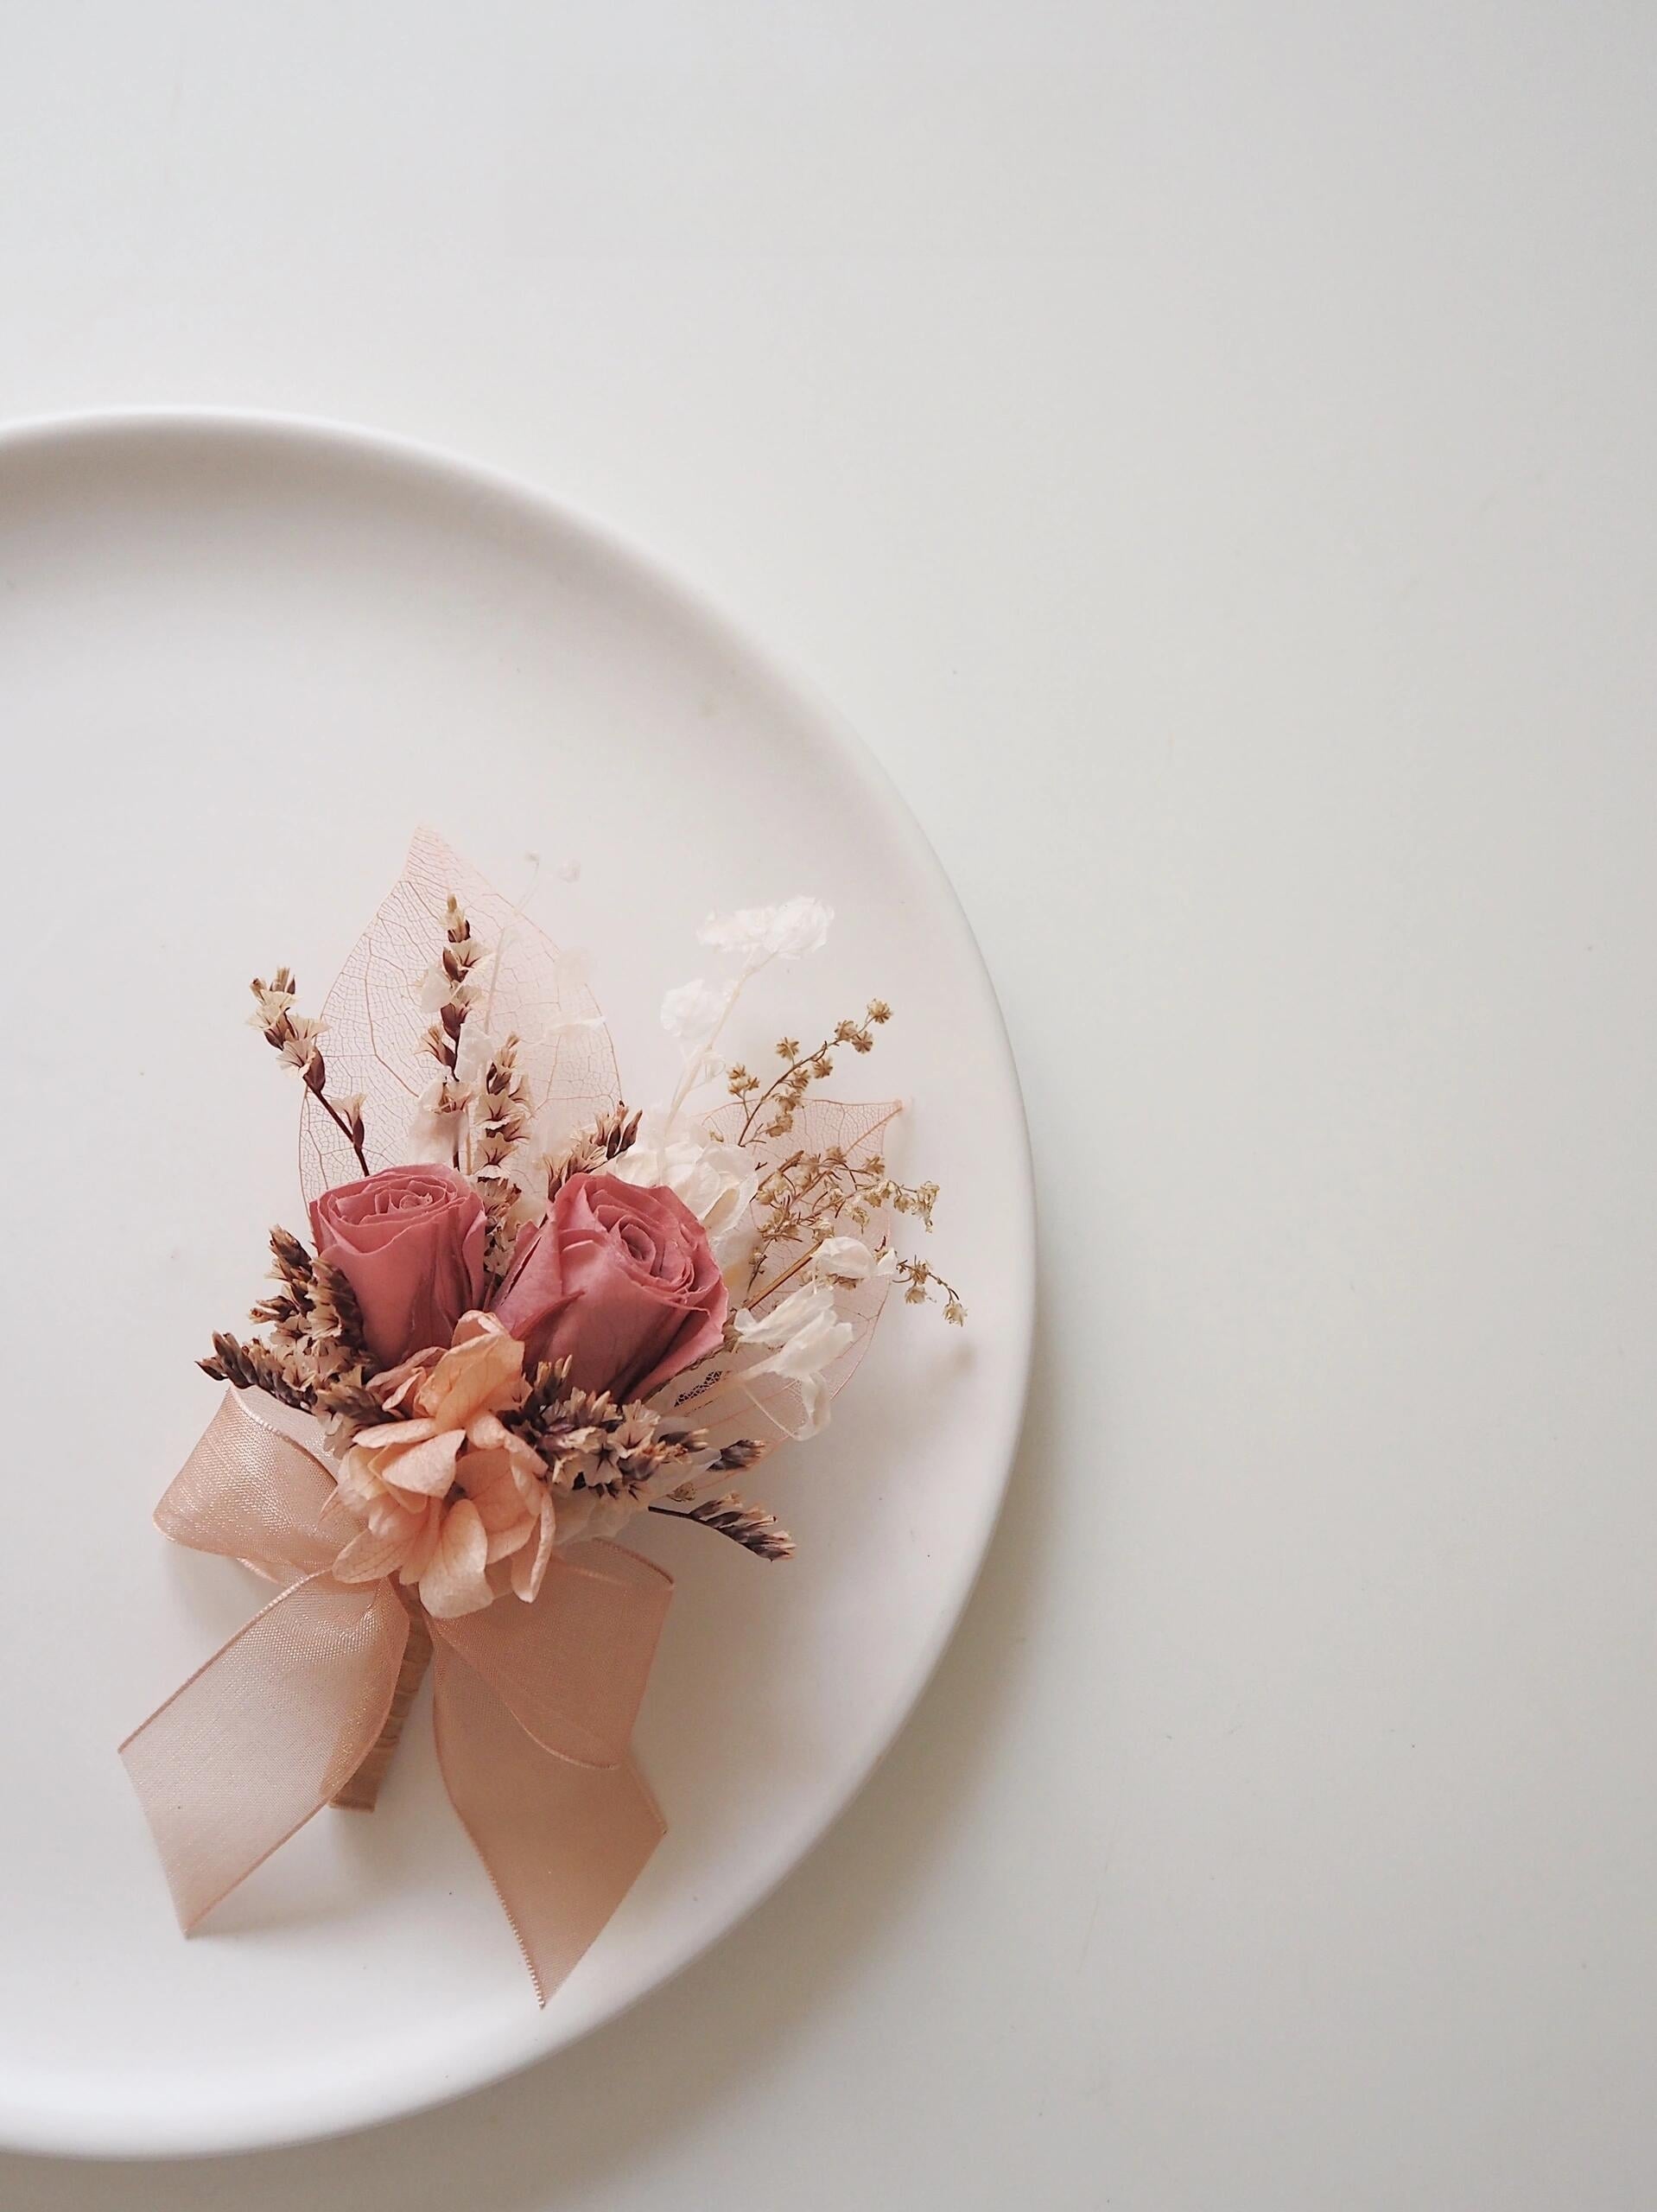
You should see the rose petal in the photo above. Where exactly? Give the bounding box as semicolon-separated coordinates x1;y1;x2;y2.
310;1164;486;1369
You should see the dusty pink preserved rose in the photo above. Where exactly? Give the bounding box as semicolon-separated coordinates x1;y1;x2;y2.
310;1163;486;1370
492;1172;727;1402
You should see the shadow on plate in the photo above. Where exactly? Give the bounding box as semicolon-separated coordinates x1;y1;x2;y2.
2;1283;1060;2211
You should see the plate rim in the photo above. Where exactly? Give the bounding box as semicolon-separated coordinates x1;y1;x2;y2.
0;404;1035;2159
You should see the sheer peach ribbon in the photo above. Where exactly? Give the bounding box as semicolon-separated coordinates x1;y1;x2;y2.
120;1391;671;2002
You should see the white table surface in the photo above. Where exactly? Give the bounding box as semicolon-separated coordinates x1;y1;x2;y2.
2;6;1653;2205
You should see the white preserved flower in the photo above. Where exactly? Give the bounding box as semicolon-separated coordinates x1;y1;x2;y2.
276;1013;324;1069
660;976;733;1042
733;1281;855;1435
403;1076;473;1162
551;1486;640;1546
246;982;296;1029
419;960;484;1015
606;1411;660;1463
697;896;833;964
810;1236;898;1284
607;1108;759;1262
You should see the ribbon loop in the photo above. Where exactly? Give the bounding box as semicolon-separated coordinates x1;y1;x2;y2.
155;1390;342;1585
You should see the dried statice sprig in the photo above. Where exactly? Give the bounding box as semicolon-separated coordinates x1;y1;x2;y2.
200;1329;384;1430
416;898;487;1166
253;1225;371;1381
508;1357;765;1529
308;1255;369;1361
422;896;486;1084
649;1492;796;1562
729;999;892;1142
511;1359;702;1491
200;1224;382;1432
473;1033;535;1281
543;1103;641;1202
250;969;369;1176
475;1033;531;1170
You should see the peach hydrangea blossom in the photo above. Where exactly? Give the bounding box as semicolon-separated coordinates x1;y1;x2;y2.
330;1312;555;1619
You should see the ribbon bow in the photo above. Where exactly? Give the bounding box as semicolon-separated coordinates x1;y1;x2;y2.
121;1391;671;2002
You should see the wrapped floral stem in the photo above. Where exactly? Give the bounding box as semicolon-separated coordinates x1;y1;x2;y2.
330;1588;433;1811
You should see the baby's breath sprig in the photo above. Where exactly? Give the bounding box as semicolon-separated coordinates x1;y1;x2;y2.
896;1257;967;1326
733;999;892;1142
871;1170;941;1231
249;969;369;1175
740;1141;962;1326
745;1143;895;1290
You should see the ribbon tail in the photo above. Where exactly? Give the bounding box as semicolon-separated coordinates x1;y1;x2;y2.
432;1636;665;2006
120;1573;409;1931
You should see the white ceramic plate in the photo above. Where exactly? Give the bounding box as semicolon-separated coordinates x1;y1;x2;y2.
0;412;1032;2158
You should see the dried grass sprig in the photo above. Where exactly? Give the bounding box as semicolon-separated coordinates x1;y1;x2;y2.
648;1493;795;1561
507;1356;757;1520
205;1220;383;1434
199;1331;383;1428
744;1143;896;1297
250;969;369;1176
543;1103;641;1202
421;896;486;1082
731;999;892;1142
896;1257;966;1325
473;1033;535;1279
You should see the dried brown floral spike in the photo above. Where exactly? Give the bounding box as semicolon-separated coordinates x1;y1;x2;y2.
200;1330;384;1432
422;897;486;1089
544;1103;641;1200
249;971;370;1175
650;1493;796;1562
309;1257;368;1361
709;1438;765;1473
473;1033;536;1278
200;1331;314;1414
269;1224;314;1291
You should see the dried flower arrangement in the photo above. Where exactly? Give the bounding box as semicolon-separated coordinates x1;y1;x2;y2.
123;832;960;2000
